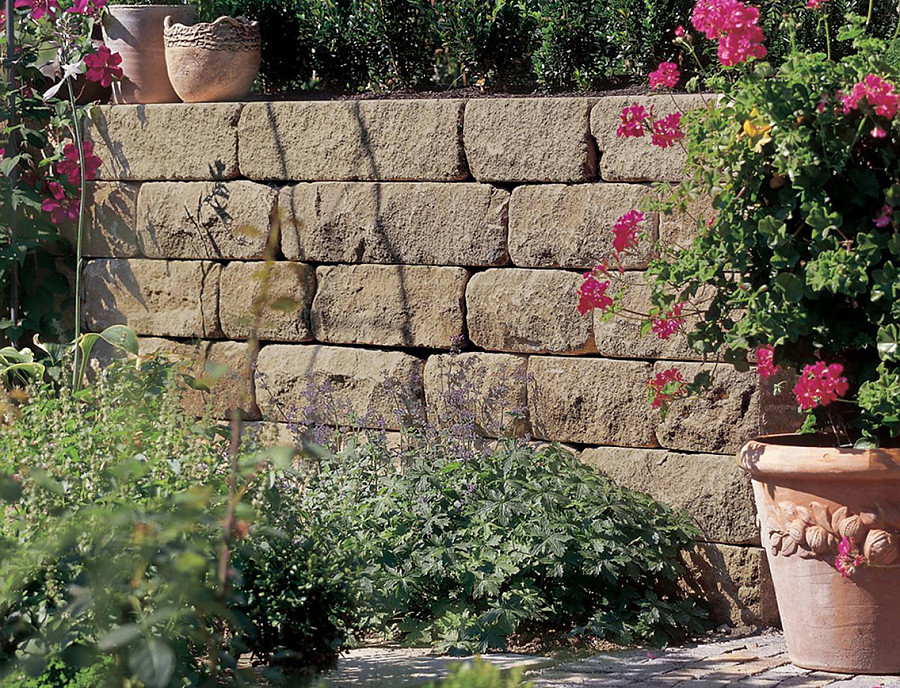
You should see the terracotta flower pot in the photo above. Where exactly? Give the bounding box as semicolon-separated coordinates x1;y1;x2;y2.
742;434;900;674
163;16;261;103
102;4;197;104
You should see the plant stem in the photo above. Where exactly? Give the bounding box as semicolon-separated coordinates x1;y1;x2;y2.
867;0;875;27
66;79;86;391
824;15;831;61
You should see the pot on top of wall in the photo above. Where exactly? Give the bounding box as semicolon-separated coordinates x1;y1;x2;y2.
102;0;197;104
163;15;260;103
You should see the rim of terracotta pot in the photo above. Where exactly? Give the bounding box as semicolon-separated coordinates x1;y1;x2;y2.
741;434;900;480
107;5;195;12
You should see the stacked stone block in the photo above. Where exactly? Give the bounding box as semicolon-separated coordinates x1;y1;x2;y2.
83;96;792;631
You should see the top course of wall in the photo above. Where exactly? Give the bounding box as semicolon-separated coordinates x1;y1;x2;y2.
84;95;709;184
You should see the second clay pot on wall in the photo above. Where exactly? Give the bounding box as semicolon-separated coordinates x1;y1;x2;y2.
163;16;261;102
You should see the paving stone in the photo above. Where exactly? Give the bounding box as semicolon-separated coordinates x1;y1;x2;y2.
83;258;220;338
527;356;658;446
464;97;596;182
87;104;241;180
311;264;468;349
776;672;845;687
579;446;758;544
61;182;141;257
137;181;276;259
238;100;467;181
219;261;315;342
279;182;509;266
507;183;655;270
466;269;595;355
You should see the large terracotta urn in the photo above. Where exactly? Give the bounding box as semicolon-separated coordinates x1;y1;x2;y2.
163;16;261;102
103;4;197;104
742;434;900;674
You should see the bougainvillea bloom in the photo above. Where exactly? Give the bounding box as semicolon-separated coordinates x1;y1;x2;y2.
577;268;613;315
57;140;102;185
651;112;685;148
617;103;652;138
793;361;850;410
691;0;767;67
42;182;79;224
649;62;680;89
842;74;900;118
652;302;685;339
84;46;123;88
756;344;780;379
835;537;865;579
648;367;687;409
875;203;893;228
14;0;58;20
613;210;645;253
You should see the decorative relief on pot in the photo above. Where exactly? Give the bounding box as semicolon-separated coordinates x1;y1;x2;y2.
163;16;261;103
766;500;900;565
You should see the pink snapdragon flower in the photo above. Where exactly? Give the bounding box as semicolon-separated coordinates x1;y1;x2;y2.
84;46;123;87
651;302;685;340
617;103;652;138
42;182;79;224
578;266;613;315
649;62;680;89
613;210;645;253
793;361;849;410
14;0;58;20
648;367;688;408
835;537;865;578
651;112;685;148
57;140;102;186
691;0;767;67
842;74;900;118
755;344;780;379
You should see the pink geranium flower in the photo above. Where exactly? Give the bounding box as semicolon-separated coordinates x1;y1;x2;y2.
652;302;685;340
793;361;849;410
875;204;893;228
842;74;900;118
756;345;780;379
57;140;103;186
691;0;767;67
675;25;685;37
651;112;685;148
42;182;79;224
613;210;645;253
648;367;688;408
617;103;652;138
83;46;123;88
835;537;865;578
577;266;613;315
649;62;680;89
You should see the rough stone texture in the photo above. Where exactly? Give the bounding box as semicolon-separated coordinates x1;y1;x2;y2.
464;98;596;182
311;264;468;349
278;182;509;266
137;181;276;259
759;370;805;437
683;543;779;631
591;95;710;182
508;183;656;269
205;340;260;420
219;261;316;342
86;104;241;180
593;283;707;361
527;357;658;446
238;100;467;181
255;344;425;431
466;269;595;355
658;190;715;251
654;362;760;454
580;446;758;544
424;352;529;438
60;182;141;257
83;259;220;338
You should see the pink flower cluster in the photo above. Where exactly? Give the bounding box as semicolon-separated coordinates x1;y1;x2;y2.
649;62;680;90
875;204;894;228
14;0;58;20
651;302;685;340
806;0;825;9
835;537;865;579
617;104;685;149
577;266;613;316
652;113;685;148
842;74;900;118
793;361;849;410
648;367;688;409
691;0;767;67
756;344;780;379
617;103;652;138
41;141;102;225
67;0;106;16
42;182;78;224
613;210;644;253
84;45;122;86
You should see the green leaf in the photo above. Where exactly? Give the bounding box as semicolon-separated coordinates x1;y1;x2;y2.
97;624;142;651
877;325;900;362
128;639;175;688
774;273;804;302
99;325;139;356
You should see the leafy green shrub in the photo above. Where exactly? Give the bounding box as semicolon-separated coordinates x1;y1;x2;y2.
1;657;115;688
423;658;533;688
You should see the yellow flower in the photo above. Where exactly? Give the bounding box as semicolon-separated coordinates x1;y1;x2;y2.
741;108;773;152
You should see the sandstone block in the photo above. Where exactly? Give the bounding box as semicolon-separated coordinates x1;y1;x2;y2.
591;95;709;182
60;182;141;257
83;259;220;338
137;181;276;259
278;182;509;266
527;357;658;446
464;98;596;182
238;100;467;181
759;370;804;436
424;352;529;438
654;361;760;454
467;269;595;355
580;446;758;544
86;104;241;180
683;543;778;630
205;340;260;420
508;183;655;269
593;283;706;361
311;264;468;349
658;190;715;251
255;344;425;430
219;261;315;342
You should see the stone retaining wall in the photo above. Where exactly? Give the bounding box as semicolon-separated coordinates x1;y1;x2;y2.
82;96;794;631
